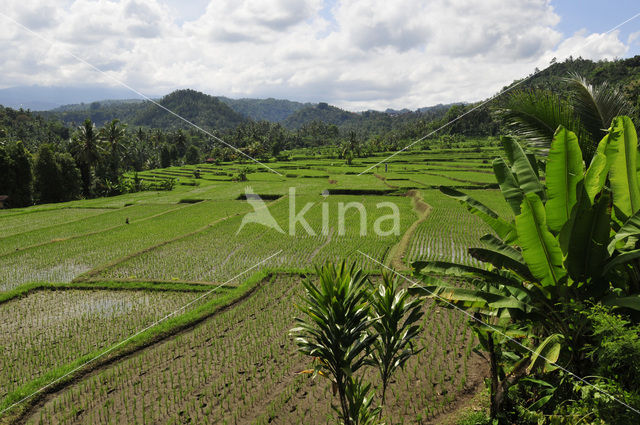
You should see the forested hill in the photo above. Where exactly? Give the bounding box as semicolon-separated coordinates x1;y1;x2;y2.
0;106;70;150
283;102;359;129
130;89;248;130
283;102;454;139
38;90;250;130
39;99;145;127
505;55;640;106
217;97;312;122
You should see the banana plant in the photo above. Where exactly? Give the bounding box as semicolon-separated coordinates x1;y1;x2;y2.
410;116;640;418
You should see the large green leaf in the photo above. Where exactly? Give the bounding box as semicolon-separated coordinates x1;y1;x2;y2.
479;234;524;262
603;249;640;275
493;157;524;215
412;260;523;288
602;295;640;312
545;126;584;233
564;188;611;282
607;116;640;218
408;284;528;312
584;135;611;202
608;208;640;253
501;136;546;200
526;151;540;178
468;247;533;281
439;186;517;243
527;333;563;374
515;193;566;287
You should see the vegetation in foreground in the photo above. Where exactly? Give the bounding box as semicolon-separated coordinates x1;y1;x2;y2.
412;116;640;423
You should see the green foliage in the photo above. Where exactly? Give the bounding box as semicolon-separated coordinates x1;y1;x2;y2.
218;96;311;122
339;378;384;425
544;126;583;232
185;145;201;165
70;119;103;197
0;141;33;207
234;167;249;182
413;118;640;420
496;74;634;163
291;262;375;425
0;106;69;150
367;273;423;405
131;89;247;130
33;144;82;203
455;410;491;425
587;306;640;391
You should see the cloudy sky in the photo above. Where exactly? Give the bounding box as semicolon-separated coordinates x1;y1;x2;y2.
1;0;639;110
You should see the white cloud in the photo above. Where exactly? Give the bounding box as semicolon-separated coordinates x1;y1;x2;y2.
0;0;633;110
548;30;628;62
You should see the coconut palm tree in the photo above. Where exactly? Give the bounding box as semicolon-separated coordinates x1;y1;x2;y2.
99;119;127;179
495;73;634;162
71;119;103;197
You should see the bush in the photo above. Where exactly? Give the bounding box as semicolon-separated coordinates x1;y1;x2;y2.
586;305;640;391
159;177;176;191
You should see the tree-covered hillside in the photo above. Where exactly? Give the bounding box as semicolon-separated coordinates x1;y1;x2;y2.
283;102;359;129
505;55;640;113
39;99;146;127
130;89;248;130
0;106;70;150
217;97;312;122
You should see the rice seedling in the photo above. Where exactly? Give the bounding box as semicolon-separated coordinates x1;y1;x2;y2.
22;275;481;425
0;289;202;405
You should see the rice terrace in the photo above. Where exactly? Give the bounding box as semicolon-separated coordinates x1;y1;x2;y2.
2;2;640;425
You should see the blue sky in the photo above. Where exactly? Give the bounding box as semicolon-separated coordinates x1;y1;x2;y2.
551;0;640;56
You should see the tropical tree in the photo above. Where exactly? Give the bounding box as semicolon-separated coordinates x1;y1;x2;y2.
410;117;640;418
99;119;127;179
71;119;103;197
0;141;33;207
496;74;634;162
185;145;201;165
291;262;376;425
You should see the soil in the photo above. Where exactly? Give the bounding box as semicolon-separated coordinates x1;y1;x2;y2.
22;275;488;425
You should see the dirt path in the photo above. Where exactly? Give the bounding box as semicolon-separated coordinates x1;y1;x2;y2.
387;189;432;271
373;173;398;189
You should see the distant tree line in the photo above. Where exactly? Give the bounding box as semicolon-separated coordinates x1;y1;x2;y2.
1;55;639;208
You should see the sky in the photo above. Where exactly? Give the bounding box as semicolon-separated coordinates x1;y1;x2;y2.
0;0;639;111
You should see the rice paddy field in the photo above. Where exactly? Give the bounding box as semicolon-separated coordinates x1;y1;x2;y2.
0;145;513;424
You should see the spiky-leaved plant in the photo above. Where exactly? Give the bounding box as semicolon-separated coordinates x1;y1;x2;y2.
367;273;423;406
291;262;375;425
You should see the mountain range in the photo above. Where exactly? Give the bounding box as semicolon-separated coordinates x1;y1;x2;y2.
2;55;639;137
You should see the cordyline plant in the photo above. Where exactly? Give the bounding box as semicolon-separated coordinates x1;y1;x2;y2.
367;272;423;406
290;262;376;425
291;263;423;424
410;116;640;419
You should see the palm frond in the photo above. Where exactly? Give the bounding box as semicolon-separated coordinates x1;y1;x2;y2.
567;72;634;147
494;89;584;152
